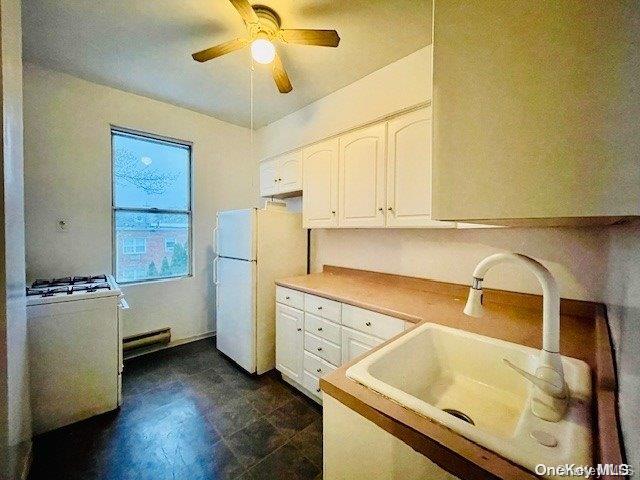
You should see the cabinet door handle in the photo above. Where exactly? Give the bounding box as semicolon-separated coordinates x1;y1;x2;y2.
316;388;321;393
365;321;372;327
317;327;323;332
317;347;323;351
285;296;290;300
316;368;322;373
378;207;383;212
297;327;302;331
317;306;323;310
331;210;336;215
387;206;393;211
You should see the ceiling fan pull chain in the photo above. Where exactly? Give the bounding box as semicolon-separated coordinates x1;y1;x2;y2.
250;55;255;163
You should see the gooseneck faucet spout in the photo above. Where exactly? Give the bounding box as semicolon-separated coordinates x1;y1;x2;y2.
463;253;568;422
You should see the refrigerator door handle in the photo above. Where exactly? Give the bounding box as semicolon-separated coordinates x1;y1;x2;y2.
213;226;218;255
213;256;219;285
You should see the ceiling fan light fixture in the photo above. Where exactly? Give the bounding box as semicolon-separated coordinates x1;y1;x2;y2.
251;38;276;64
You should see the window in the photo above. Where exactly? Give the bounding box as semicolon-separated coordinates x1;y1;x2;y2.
123;237;146;255
164;237;176;253
112;128;192;284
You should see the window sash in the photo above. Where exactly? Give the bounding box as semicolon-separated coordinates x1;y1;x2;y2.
111;127;193;284
113;208;193;283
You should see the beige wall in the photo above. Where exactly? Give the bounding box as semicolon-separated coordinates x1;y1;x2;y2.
310;227;610;300
256;46;432;160
1;0;31;476
23;63;257;341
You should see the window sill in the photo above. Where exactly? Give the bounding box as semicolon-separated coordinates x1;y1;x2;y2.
116;274;193;287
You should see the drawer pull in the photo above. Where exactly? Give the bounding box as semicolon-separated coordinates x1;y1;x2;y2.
317;306;323;310
317;327;323;331
365;321;372;327
316;368;322;373
316;388;321;393
317;347;323;352
285;296;290;300
297;328;302;331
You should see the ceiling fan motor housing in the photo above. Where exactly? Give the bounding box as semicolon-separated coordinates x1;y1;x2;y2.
252;5;281;38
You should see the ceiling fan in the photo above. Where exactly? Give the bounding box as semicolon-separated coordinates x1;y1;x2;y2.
192;0;340;94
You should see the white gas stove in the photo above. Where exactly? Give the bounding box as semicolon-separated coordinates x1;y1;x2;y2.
26;273;126;434
26;274;121;305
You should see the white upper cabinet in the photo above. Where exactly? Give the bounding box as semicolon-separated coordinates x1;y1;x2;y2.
278;150;303;193
431;1;640;223
260;149;302;198
303;139;339;228
386;107;455;228
338;123;387;227
259;157;278;197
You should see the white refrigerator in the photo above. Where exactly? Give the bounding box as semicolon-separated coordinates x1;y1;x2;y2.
214;203;307;374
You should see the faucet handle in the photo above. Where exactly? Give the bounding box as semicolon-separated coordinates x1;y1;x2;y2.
502;358;567;399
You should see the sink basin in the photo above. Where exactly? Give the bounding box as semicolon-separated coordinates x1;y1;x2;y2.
346;322;593;477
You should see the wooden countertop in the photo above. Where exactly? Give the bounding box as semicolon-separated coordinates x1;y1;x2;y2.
276;265;623;480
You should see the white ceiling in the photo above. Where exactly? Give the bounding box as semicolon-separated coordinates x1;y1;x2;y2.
22;0;431;128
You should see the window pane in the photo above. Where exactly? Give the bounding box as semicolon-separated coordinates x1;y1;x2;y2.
115;211;189;283
113;131;190;210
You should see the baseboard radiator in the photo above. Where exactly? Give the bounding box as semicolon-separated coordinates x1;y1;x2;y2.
123;327;171;353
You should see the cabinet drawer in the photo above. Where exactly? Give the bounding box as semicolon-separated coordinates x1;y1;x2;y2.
304;313;341;344
303;371;321;398
304;351;337;378
341;304;404;340
304;332;341;366
276;286;304;310
304;294;341;323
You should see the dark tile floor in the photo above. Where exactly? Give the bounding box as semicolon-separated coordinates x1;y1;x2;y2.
29;338;323;480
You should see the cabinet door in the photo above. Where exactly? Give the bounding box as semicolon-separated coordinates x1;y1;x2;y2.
386;108;454;228
432;1;640;222
278;150;303;194
341;326;383;364
260;158;278;197
276;303;303;383
338;123;387;227
303;139;339;228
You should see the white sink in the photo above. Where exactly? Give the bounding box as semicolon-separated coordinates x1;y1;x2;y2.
346;322;593;478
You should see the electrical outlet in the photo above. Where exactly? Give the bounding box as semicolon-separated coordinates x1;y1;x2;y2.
57;219;69;232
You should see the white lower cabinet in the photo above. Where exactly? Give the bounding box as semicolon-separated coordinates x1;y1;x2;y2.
303;371;322;399
304;331;341;366
324;395;460;480
341;327;384;363
275;303;303;383
275;290;408;403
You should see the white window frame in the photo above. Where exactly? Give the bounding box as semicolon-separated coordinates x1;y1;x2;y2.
111;127;193;285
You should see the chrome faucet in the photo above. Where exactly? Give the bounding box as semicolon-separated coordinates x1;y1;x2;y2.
463;253;568;422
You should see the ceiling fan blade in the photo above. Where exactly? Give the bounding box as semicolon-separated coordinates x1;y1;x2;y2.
279;29;340;47
192;38;248;62
272;52;292;94
229;0;260;26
